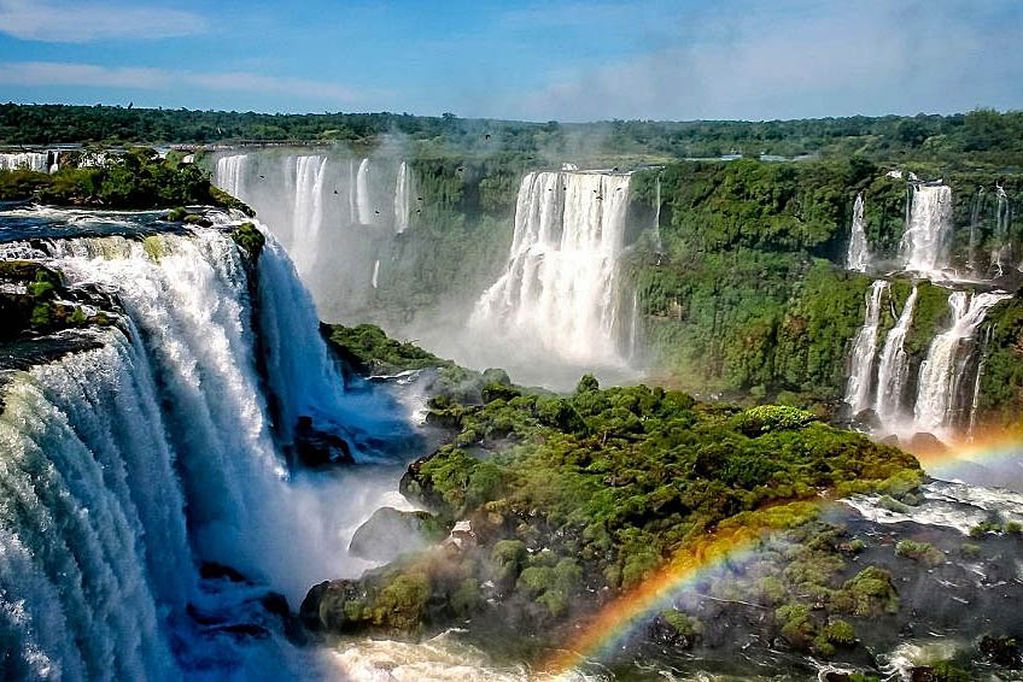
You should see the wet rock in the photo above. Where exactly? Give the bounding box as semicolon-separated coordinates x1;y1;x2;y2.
979;634;1022;668
850;408;881;432
349;507;438;562
200;561;250;583
907;432;948;457
293;416;354;467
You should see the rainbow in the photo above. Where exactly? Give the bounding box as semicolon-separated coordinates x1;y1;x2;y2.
542;501;818;675
543;433;1023;675
908;430;1023;478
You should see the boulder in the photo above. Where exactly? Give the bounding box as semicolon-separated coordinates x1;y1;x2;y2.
293;416;354;467
349;506;438;562
907;432;948;457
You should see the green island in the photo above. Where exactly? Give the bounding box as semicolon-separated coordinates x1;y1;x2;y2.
300;324;1019;679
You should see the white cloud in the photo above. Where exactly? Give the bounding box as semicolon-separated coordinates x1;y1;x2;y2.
507;0;1023;121
0;0;207;43
0;61;366;105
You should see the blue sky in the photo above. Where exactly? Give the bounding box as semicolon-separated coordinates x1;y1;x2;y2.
0;0;1020;121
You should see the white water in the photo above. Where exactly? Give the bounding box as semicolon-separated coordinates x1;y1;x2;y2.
991;186;1012;277
874;286;918;428
846;193;870;272
215;154;249;199
652;173;663;251
471;170;632;367
394;161;412;234
901;184;953;276
913;290;1011;435
356;158;373;225
0;221;413;679
0;151;51;173
844;280;887;415
288;155;329;274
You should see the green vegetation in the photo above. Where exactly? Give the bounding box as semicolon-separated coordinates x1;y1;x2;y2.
0;146;240;210
302;341;921;653
230;222;265;262
4;105;1023;168
325;322;452;375
0;260;110;338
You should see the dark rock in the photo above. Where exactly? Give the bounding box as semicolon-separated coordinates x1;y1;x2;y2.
349;507;438;562
300;579;366;632
979;634;1022;668
200;561;250;583
850;408;881;432
293;416;354;467
219;623;270;638
907;432;948;457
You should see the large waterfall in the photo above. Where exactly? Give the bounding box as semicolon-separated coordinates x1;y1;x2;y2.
846;193;870;272
215;153;248;199
0;216;409;679
913;291;1012;435
844;279;888;414
289;155;329;273
471;170;633;367
394;161;411;234
211;150;414;318
0;151;54;173
873;285;918;427
901;183;953;276
991;186;1013;277
356;158;373;225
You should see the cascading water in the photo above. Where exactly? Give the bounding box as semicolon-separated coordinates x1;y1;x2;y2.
913;290;1011;435
471;170;633;366
394;161;411;234
968;189;984;274
844;280;888;415
356;158;373;225
991;186;1013;277
210;150;414;319
846;193;870;272
901;183;953;276
653;173;663;252
215;154;249;199
288;155;328;273
0;218;409;679
874;286;918;428
0;151;52;173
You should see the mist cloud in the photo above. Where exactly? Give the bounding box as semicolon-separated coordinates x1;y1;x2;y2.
508;0;1023;121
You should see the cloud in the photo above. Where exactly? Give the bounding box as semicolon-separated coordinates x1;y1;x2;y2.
508;0;1023;121
0;61;366;105
0;0;206;43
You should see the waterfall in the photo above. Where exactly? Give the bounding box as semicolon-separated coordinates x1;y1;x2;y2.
0;222;397;678
348;159;358;224
901;184;953;276
653;174;663;252
471;170;632;366
968;323;994;438
289;155;328;273
214;154;249;199
846;193;870;272
991;186;1012;277
844;280;888;415
394;161;411;234
0;151;51;173
627;289;640;361
968;189;984;274
371;259;380;289
913;290;1011;435
874;286;918;428
356;158;373;225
